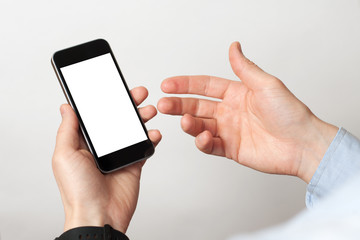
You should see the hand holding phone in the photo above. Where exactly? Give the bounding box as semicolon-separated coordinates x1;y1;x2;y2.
52;39;155;173
52;92;161;232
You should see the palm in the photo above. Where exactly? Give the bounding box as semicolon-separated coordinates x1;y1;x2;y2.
215;80;310;175
158;76;310;176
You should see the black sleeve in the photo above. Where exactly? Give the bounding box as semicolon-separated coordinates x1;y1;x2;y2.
55;224;129;240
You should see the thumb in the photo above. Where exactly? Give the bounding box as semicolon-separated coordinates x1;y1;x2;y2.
229;42;276;90
55;104;80;152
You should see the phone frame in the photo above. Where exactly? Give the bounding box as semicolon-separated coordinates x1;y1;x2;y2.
51;39;154;173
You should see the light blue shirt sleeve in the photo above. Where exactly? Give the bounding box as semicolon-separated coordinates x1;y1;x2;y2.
306;127;360;208
228;128;360;240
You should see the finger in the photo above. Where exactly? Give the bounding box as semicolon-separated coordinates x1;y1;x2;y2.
137;129;162;168
138;105;157;123
148;129;162;147
130;86;148;106
181;114;217;137
161;75;232;99
157;97;217;118
229;42;279;90
195;130;225;157
55;104;80;152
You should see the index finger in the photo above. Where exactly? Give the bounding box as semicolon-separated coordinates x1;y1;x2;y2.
161;75;232;99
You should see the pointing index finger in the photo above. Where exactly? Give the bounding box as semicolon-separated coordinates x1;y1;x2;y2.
161;75;232;99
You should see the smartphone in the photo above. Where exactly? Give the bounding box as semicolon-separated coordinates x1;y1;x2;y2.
51;39;154;173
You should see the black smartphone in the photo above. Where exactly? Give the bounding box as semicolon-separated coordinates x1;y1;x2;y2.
51;39;154;173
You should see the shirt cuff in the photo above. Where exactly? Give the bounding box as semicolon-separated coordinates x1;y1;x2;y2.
306;127;360;208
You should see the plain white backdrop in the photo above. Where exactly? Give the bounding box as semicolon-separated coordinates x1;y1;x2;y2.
0;1;359;239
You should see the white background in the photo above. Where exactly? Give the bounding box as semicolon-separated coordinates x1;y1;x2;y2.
61;53;147;157
0;1;360;239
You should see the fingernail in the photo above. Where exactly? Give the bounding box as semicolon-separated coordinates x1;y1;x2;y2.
196;133;204;146
236;42;241;52
161;80;175;92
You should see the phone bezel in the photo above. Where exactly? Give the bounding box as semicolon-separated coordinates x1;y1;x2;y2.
51;39;154;173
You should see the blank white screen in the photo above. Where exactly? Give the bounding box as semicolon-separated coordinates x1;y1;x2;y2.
61;53;147;157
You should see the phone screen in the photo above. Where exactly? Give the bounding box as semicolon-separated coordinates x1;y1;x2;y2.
60;53;147;158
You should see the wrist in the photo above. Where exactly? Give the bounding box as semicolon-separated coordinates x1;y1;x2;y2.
297;116;338;183
64;205;128;234
64;206;107;231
